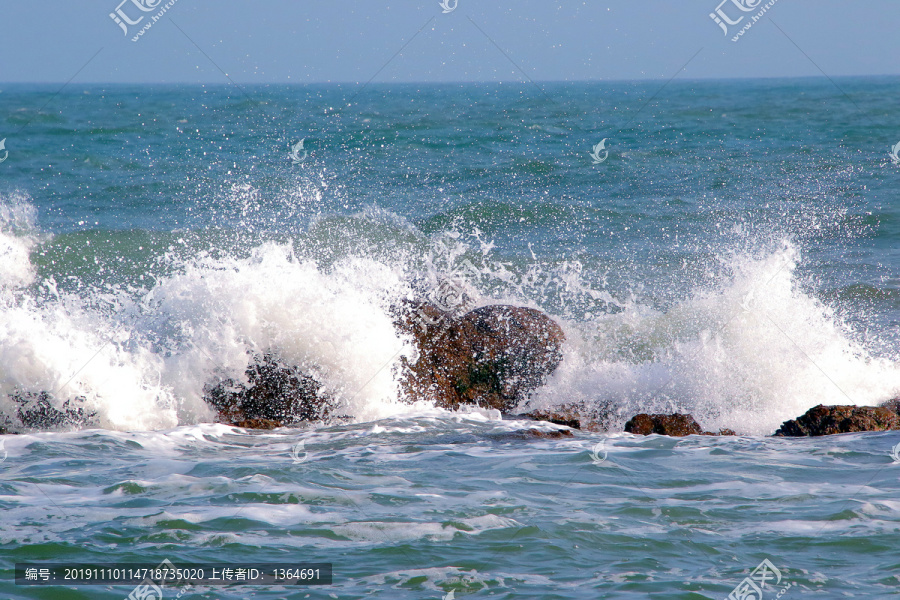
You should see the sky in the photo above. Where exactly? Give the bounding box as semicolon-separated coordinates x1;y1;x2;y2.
0;1;896;84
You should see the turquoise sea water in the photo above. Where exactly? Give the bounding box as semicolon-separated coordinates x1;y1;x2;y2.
1;79;900;597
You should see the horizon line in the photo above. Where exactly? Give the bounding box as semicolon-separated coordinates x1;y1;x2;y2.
1;73;898;87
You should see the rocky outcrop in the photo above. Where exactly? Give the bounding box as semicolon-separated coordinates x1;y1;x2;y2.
516;428;574;439
519;403;614;432
395;302;565;412
879;398;900;414
204;355;331;428
1;392;95;431
624;413;736;437
625;413;703;436
203;302;565;429
774;404;900;436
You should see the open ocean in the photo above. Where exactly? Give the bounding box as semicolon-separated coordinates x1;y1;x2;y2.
1;79;900;598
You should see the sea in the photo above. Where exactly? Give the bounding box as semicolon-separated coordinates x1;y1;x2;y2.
1;78;899;598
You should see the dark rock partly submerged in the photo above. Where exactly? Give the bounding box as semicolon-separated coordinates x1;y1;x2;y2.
204;355;331;427
625;413;703;437
1;392;95;431
774;404;900;437
395;302;565;412
205;303;566;429
519;403;614;432
624;413;736;437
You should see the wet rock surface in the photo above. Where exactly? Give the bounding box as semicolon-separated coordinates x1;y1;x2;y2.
1;392;95;431
623;413;736;437
625;413;704;437
774;404;900;436
204;303;566;429
395;302;566;412
518;403;614;432
204;354;332;428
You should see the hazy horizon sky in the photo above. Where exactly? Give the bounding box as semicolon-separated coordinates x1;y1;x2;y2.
0;1;896;85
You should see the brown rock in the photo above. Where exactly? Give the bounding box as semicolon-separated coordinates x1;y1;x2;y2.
396;303;565;412
494;428;574;441
879;398;900;414
520;403;614;432
204;354;331;427
522;428;574;439
774;404;900;436
231;418;282;430
624;413;704;437
232;419;283;429
203;302;565;427
700;429;738;436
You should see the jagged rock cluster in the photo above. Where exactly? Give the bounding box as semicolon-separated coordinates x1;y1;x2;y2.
4;298;899;439
205;302;566;428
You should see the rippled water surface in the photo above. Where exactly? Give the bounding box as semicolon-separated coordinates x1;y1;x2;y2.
2;79;900;596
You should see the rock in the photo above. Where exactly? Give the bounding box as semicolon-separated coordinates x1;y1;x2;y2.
774;404;900;436
879;398;900;414
231;418;282;430
624;413;738;436
2;392;95;431
492;428;575;441
204;354;331;428
624;413;703;437
203;302;564;428
521;428;574;439
702;428;737;436
518;402;614;432
396;302;565;412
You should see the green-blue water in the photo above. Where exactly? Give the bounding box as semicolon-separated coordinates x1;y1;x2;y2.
1;79;900;598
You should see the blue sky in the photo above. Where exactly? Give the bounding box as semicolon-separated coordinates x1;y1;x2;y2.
0;1;896;83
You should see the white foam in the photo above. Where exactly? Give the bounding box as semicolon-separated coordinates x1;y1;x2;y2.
1;196;898;436
0;193;38;290
531;243;900;435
